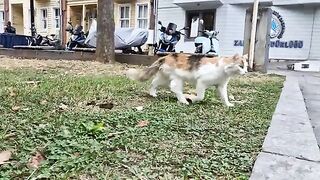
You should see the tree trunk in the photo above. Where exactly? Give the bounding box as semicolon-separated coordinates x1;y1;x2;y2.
96;0;115;63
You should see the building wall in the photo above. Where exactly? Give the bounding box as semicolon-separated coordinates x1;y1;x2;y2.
215;4;247;56
309;8;320;60
268;6;315;60
9;0;30;35
0;0;4;33
35;0;61;36
158;0;320;60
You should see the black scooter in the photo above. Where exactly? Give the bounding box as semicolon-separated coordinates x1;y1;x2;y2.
154;21;188;54
66;21;89;50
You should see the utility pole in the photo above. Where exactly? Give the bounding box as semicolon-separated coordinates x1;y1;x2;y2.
248;0;259;70
95;0;115;63
30;0;36;36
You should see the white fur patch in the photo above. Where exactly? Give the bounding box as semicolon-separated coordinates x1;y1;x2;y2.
125;69;140;81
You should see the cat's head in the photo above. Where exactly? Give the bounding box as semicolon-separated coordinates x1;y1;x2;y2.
224;54;249;75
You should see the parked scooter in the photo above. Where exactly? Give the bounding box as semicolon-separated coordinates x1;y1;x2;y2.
154;21;188;53
194;30;220;56
66;21;89;50
41;34;63;49
28;25;62;49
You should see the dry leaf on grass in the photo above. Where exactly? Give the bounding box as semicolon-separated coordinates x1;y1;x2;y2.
135;106;144;111
137;120;150;128
107;131;125;138
58;103;69;111
27;151;45;169
40;100;48;105
9;92;17;97
98;102;114;109
24;81;41;85
0;150;12;165
11;106;21;111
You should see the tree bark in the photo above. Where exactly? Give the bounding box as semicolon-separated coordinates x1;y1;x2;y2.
96;0;115;63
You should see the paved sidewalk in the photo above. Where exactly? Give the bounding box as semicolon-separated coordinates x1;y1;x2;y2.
299;73;320;146
250;61;320;180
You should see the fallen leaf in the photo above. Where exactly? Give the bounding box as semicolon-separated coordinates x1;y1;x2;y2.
58;103;68;110
137;120;150;128
40;100;48;105
27;151;45;169
24;81;41;85
98;102;114;109
8;87;17;97
107;131;125;138
22;108;30;111
229;94;235;101
0;150;12;165
11;106;21;111
86;100;96;106
4;133;16;139
9;92;17;97
135;106;143;111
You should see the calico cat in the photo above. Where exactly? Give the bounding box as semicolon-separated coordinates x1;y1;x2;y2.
126;53;248;106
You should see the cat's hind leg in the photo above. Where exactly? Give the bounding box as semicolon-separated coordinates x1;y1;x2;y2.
149;72;169;97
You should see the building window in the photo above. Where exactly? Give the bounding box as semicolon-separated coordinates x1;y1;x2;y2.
120;5;130;28
185;10;215;38
53;8;60;29
40;9;48;29
137;4;148;29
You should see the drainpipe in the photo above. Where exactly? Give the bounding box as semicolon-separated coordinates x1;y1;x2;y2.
30;0;36;36
4;0;9;24
60;0;67;45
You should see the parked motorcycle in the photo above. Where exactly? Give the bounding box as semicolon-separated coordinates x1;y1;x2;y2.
194;30;220;56
28;26;62;49
154;21;188;53
41;34;63;49
66;21;89;50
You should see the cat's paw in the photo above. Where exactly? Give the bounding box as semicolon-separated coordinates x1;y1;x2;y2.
184;94;197;103
149;92;157;97
177;99;190;105
225;102;234;107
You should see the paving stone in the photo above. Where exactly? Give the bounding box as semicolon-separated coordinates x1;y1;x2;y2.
250;152;320;180
262;114;320;161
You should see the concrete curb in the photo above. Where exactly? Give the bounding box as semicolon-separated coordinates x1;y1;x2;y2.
250;75;320;180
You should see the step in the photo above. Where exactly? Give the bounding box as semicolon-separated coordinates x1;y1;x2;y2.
250;75;320;179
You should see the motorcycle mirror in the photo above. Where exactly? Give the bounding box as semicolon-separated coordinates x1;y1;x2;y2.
158;21;162;25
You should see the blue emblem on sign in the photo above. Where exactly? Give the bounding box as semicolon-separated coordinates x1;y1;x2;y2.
270;10;285;39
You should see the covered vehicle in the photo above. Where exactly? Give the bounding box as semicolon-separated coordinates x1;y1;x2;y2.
85;19;148;53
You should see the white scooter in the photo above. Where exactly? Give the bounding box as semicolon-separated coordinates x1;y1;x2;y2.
194;30;220;56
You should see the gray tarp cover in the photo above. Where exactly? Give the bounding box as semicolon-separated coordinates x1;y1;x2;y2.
85;19;149;49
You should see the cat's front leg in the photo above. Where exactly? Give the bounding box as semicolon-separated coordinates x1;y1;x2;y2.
217;83;234;107
187;82;207;103
169;78;189;105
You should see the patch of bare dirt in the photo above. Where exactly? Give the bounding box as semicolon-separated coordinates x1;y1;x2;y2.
0;55;140;76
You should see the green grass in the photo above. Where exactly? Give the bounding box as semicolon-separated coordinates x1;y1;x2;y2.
0;68;284;179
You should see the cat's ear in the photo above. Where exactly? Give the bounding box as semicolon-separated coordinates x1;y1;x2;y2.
232;53;240;59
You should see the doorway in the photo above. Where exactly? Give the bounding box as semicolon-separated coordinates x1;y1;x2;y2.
11;3;24;34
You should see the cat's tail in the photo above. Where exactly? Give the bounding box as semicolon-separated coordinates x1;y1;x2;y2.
125;56;166;82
